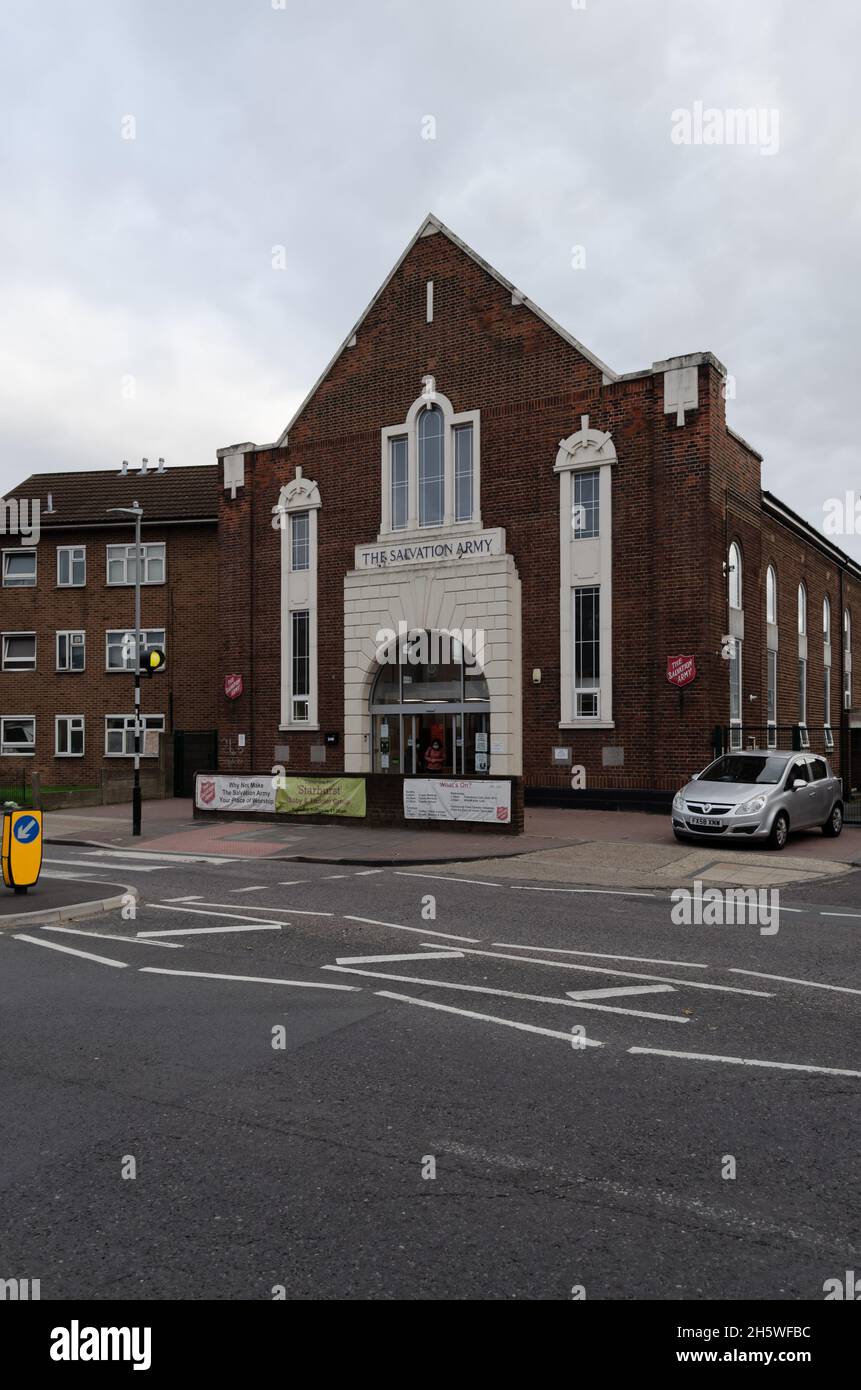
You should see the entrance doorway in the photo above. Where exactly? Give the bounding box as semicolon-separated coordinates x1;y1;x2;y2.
369;631;491;775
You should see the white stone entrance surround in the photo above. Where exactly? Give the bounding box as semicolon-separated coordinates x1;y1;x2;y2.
343;547;522;776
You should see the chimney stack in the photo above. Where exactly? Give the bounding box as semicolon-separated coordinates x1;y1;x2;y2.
139;457;149;475
120;460;129;476
46;492;54;513
157;457;166;474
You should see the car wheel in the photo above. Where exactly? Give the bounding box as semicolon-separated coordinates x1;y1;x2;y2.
769;811;789;850
822;802;843;838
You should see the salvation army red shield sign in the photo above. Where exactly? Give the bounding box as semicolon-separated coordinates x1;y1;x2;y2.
224;673;244;700
667;655;696;688
199;777;216;806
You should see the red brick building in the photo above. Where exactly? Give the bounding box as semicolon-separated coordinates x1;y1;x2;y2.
0;463;218;798
213;215;861;816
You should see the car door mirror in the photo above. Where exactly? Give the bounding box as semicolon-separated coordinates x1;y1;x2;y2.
791;777;806;790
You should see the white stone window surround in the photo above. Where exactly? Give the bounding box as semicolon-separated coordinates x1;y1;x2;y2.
379;381;481;539
555;416;616;729
273;468;322;732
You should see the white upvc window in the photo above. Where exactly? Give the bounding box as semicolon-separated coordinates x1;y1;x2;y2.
290;513;310;571
766;565;777;625
291;610;310;722
1;715;35;755
380;383;480;537
55;715;84;757
106;542;166;585
56;630;86;672
729;635;743;748
57;546;86;587
844;608;852;710
766;648;777;747
104;714;165;757
3;549;36;587
106;629;165;671
2;632;36;671
572;586;601;717
573;469;600;539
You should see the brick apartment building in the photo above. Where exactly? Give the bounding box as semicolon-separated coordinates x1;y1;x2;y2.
3;215;859;823
211;215;861;815
0;463;218;800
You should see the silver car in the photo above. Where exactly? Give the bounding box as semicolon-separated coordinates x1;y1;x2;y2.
672;750;844;850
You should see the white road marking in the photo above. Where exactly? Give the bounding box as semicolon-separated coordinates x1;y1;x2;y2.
147;904;295;927
629;1046;861;1079
334;949;464;965
41;926;182;949
324;874;351;879
345;914;480;943
231;886;267;893
277;880;306;886
140;966;360;991
323;966;689;1022
820;911;861;920
395;872;502;888
375;990;603;1045
512;885;656;899
728;968;861;997
566;984;675;1001
355;869;383;876
43;857;162;873
426;944;773;996
492;942;709;969
173;901;333;919
137;924;282;938
162;895;203;902
14;934;129;968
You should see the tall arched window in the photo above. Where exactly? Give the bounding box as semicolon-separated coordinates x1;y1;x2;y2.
727;543;743;746
728;542;742;609
766;565;777;747
845;608;853;712
418;405;445;527
798;582;808;741
823;596;833;746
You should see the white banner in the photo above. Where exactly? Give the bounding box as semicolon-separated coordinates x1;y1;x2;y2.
195;774;275;813
403;778;512;824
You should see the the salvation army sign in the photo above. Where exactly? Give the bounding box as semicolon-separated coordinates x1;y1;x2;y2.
667;655;697;688
224;673;244;700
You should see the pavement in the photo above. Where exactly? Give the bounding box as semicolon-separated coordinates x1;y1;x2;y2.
42;796;861;890
0;874;136;926
1;849;858;1301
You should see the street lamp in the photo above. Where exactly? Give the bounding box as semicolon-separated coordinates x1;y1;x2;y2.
107;502;144;836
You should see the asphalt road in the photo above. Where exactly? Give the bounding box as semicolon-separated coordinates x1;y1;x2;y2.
2;845;859;1301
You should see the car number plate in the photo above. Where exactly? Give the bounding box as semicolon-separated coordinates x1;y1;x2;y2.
689;815;723;828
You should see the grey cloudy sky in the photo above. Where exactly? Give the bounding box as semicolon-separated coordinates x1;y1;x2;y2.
1;0;858;553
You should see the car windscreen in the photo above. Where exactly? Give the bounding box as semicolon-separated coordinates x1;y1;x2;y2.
698;755;785;785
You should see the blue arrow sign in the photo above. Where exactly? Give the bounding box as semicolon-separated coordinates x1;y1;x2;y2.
13;816;39;843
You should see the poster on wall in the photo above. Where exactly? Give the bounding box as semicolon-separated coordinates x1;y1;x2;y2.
196;774;275;813
276;777;366;818
403;778;511;823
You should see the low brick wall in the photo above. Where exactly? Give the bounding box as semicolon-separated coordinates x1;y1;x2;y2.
194;773;524;835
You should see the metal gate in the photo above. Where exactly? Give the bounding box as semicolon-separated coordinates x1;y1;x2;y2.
173;730;218;798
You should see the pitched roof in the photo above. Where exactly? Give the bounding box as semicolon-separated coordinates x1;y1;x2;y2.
271;213;619;449
4;465;218;527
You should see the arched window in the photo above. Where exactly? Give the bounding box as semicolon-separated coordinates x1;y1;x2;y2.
370;629;491;777
823;595;831;641
798;582;807;636
766;565;777;624
418;405;445;527
728;543;742;610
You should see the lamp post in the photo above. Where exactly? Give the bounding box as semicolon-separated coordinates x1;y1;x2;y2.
107;502;144;836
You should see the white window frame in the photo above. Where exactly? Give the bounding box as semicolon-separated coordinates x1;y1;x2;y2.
766;647;777;748
572;585;601;719
556;416;616;729
290;609;310;723
844;608;852;710
105;628;165;672
2;631;37;672
2;548;36;587
729;635;743;749
290;512;310;572
380;386;481;538
273;471;321;731
105;542;166;586
55;715;85;758
766;565;777;625
57;545;86;587
728;542;742;610
56;630;86;672
0;715;35;756
104;714;165;757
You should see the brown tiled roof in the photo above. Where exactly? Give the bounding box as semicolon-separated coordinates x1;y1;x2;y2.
5;465;218;527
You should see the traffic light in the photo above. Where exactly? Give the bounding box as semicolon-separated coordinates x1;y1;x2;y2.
140;647;166;677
